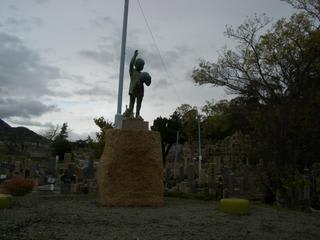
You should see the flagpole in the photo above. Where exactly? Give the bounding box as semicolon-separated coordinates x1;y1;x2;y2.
115;0;129;128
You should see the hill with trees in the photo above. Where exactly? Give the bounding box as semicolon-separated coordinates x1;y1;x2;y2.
0;119;49;144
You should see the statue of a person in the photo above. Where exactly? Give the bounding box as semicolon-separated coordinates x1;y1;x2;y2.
124;49;151;119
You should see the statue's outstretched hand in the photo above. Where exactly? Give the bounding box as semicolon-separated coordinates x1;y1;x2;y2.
134;50;138;56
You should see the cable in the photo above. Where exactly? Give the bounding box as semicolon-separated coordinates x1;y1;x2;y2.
136;0;183;103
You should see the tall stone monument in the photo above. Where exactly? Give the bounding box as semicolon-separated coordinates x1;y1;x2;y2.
97;50;164;207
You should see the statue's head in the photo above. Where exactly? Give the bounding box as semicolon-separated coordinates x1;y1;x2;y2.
135;58;145;71
140;72;151;86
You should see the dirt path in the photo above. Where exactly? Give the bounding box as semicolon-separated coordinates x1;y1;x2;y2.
1;193;320;240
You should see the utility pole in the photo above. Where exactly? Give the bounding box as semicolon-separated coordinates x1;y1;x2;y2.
197;114;202;181
114;0;129;128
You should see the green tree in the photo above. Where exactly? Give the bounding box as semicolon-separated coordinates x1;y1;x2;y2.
174;104;199;143
151;114;181;165
92;117;113;158
283;0;320;22
59;123;68;139
192;5;320;205
201;98;250;142
52;123;71;161
193;12;319;105
193;10;320;165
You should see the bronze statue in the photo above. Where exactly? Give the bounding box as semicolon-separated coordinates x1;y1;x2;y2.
123;50;151;119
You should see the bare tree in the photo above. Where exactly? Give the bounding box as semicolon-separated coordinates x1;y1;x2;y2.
42;125;59;141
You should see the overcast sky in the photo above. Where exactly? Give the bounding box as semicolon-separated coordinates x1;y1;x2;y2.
0;0;296;140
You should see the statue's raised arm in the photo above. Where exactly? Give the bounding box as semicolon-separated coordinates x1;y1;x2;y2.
129;50;138;75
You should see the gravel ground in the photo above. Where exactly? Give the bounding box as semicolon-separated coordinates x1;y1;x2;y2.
1;193;320;240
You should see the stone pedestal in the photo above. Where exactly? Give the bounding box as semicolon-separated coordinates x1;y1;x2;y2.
122;119;149;130
97;128;164;207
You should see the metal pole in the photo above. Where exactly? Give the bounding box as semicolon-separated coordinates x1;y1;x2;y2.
198;114;202;181
174;131;179;178
115;0;129;128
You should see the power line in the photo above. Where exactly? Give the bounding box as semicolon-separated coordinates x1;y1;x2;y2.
136;0;183;103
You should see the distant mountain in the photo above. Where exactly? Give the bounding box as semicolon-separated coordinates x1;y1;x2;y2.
0;119;49;143
0;119;11;129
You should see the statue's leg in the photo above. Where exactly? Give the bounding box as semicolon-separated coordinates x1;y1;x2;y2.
129;94;135;117
136;95;143;118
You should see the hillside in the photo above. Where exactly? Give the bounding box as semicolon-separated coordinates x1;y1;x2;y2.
0;119;49;143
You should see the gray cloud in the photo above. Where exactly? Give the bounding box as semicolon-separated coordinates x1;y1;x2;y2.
8;118;55;128
184;69;194;81
8;5;18;11
4;16;43;31
0;98;58;118
0;32;62;119
153;78;171;89
125;45;191;72
34;0;50;5
79;49;115;65
79;30;192;70
0;0;296;136
75;86;116;98
6;17;25;26
153;102;165;108
61;72;87;85
68;130;95;141
90;16;114;28
0;32;61;97
78;43;189;94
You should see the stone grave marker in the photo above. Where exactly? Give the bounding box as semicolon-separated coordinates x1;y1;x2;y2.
86;159;95;179
48;157;57;174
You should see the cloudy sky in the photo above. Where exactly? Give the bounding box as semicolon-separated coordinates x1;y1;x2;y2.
0;0;296;140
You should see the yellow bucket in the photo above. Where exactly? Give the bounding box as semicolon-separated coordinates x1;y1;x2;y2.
0;194;14;209
219;198;250;215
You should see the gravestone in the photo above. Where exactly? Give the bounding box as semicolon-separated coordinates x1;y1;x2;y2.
67;163;76;177
48;157;57;174
60;163;77;194
311;163;320;206
221;167;234;198
312;163;320;194
64;153;72;169
208;163;215;191
178;166;184;182
302;167;311;205
187;164;195;181
60;171;71;194
165;168;172;188
86;159;95;179
178;180;188;193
